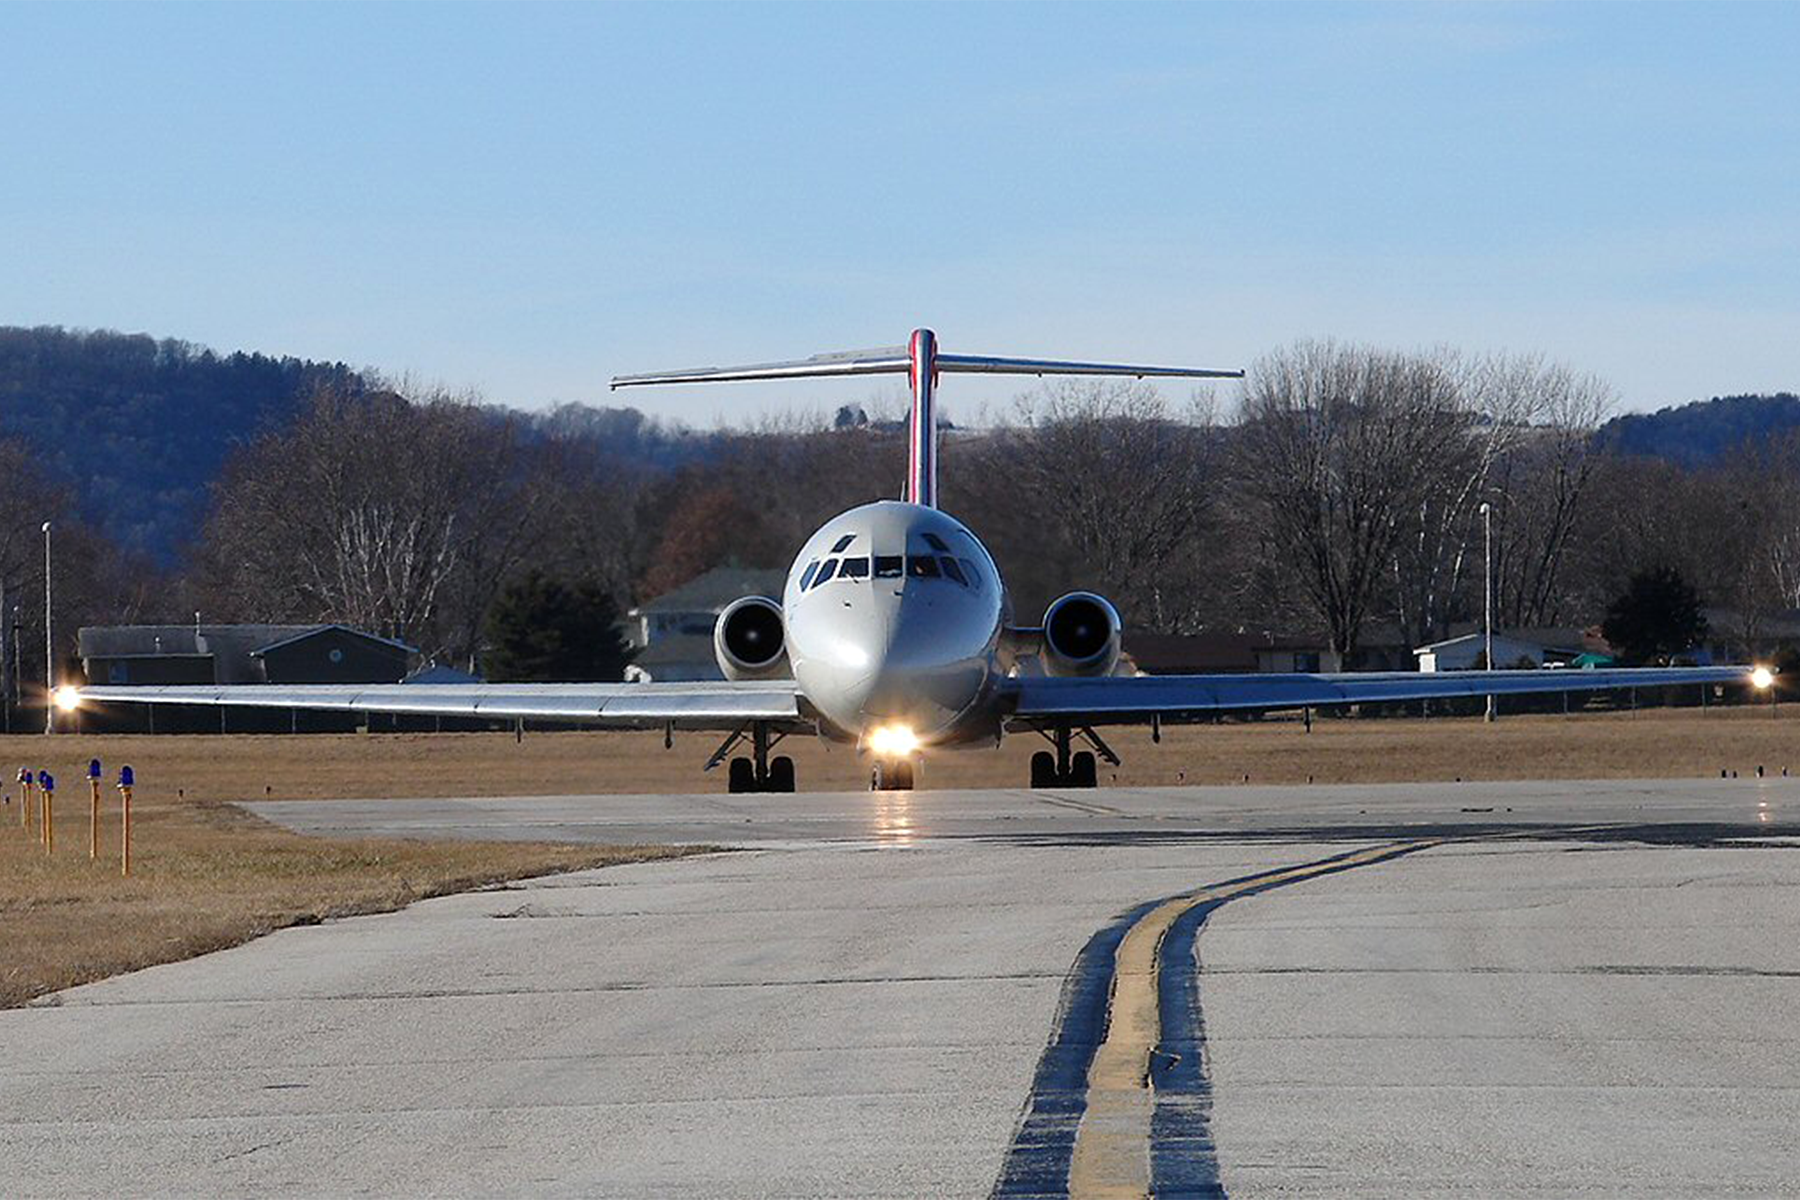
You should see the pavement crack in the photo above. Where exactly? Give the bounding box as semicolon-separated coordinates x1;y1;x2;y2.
211;1138;285;1165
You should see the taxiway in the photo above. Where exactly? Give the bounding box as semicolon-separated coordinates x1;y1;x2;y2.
3;779;1799;1197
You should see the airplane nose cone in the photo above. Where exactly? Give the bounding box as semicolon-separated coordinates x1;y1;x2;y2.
791;584;989;742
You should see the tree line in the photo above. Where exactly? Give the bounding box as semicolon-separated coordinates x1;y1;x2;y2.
2;338;1797;693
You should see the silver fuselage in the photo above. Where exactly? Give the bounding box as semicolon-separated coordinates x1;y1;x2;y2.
783;501;1008;747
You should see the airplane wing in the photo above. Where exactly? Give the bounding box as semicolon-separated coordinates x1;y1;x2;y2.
78;681;802;729
1004;666;1760;725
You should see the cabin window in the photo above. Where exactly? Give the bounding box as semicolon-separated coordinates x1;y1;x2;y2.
839;556;870;579
922;532;951;553
907;555;941;579
813;559;838;587
939;556;967;586
874;555;903;578
831;534;856;553
799;560;820;590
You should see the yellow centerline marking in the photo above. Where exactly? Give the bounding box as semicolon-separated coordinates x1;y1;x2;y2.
1067;841;1433;1199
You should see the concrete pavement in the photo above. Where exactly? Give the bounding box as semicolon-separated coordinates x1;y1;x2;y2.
1;779;1798;1196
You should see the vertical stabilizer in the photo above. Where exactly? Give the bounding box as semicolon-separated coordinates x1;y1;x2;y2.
906;328;938;508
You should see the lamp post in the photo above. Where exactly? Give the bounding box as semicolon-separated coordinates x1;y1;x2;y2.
42;521;52;735
1480;501;1495;723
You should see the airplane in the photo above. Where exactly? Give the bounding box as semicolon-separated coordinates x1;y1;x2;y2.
78;329;1768;793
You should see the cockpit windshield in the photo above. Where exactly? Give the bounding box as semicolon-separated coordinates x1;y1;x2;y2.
802;538;984;592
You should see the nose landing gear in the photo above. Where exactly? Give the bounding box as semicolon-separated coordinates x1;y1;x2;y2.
870;759;916;791
1028;726;1115;789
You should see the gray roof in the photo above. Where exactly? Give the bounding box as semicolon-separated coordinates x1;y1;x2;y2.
251;624;418;657
80;624;314;659
1414;630;1584;655
633;567;785;615
80;623;417;660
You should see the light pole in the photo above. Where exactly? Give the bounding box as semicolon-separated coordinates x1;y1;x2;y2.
1480;501;1495;723
42;521;52;735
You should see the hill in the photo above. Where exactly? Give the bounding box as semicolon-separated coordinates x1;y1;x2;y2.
1594;392;1800;467
0;326;367;561
0;327;723;565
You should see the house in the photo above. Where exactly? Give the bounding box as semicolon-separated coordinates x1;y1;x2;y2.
80;623;417;687
1699;608;1800;663
79;623;419;733
621;566;786;681
250;625;417;684
1414;630;1585;672
1253;623;1418;674
626;567;786;650
624;634;724;683
1121;631;1272;675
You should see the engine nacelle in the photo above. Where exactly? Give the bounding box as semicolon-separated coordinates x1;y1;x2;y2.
714;595;789;681
1041;591;1122;677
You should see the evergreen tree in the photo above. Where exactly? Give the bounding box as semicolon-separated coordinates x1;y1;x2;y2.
483;571;632;682
1602;565;1708;664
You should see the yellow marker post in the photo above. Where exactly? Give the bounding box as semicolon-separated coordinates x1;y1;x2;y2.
118;765;135;878
18;770;33;831
87;759;103;860
40;774;54;855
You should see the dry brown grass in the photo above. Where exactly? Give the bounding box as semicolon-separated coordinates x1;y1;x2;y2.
7;705;1797;800
2;704;1791;1008
0;737;706;1009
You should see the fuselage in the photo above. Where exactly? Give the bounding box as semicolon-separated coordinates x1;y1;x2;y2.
783;500;1007;748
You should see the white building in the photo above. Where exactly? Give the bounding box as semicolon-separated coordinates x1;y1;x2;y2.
1414;631;1582;672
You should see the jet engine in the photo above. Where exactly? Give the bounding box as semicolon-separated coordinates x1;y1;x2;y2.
714;595;789;681
1040;591;1122;677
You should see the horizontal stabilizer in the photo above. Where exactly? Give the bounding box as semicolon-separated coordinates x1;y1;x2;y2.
936;353;1241;380
612;348;909;388
611;339;1240;388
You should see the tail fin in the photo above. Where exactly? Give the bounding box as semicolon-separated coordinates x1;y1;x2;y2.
612;329;1242;509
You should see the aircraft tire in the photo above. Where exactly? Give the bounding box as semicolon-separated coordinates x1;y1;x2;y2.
1071;751;1098;788
872;760;915;791
769;755;796;793
1029;751;1057;789
728;756;755;794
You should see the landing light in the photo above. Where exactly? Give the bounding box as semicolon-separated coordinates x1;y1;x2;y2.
868;724;919;758
53;686;81;712
1752;666;1775;690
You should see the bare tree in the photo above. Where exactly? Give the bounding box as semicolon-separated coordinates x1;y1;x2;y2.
194;388;536;664
1234;341;1472;665
958;380;1216;631
1484;363;1614;629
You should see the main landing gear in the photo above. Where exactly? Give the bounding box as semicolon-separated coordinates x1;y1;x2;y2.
708;723;796;794
1028;725;1119;789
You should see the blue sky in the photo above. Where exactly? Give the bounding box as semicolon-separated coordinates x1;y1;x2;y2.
1;2;1794;423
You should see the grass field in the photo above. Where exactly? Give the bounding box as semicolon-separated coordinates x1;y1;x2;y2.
2;704;1791;1008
